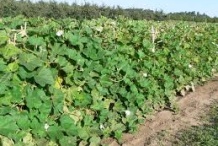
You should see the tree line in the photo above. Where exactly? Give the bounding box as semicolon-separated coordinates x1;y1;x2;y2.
0;0;217;22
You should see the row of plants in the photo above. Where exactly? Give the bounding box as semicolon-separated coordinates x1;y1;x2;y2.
0;16;218;145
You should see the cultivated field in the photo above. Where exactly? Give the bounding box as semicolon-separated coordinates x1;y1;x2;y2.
0;16;218;145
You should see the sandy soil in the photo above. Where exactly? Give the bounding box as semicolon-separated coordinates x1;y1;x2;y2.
104;77;218;146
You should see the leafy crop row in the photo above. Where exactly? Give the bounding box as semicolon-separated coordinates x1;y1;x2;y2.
0;16;218;145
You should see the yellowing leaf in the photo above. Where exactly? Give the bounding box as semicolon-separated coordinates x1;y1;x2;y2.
23;133;35;146
54;76;63;89
69;110;83;124
6;61;19;72
0;135;14;146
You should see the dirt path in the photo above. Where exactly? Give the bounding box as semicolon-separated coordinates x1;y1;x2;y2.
105;77;218;146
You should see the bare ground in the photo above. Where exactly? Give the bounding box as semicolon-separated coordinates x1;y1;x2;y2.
104;77;218;146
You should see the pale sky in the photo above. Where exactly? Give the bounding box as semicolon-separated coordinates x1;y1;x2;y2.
32;0;218;17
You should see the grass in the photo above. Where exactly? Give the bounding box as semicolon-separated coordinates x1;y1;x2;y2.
174;101;218;146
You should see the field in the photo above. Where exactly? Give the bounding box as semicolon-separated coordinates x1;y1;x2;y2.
0;16;218;145
106;77;218;146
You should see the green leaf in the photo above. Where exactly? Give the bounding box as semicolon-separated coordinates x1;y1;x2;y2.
0;84;7;95
142;39;152;48
83;115;94;126
74;92;92;108
28;36;45;46
10;85;23;104
0;93;12;106
51;88;64;114
60;115;75;129
137;50;145;59
0;59;7;71
62;64;75;74
90;102;104;111
0;116;19;137
65;124;79;136
100;75;113;87
114;130;123;142
82;46;99;60
0;30;9;45
55;56;68;67
67;33;80;46
16;113;30;130
19;53;43;71
18;66;35;79
34;88;47;101
34;67;54;87
38;100;52;116
78;128;89;140
0;106;11;115
59;115;79;136
59;136;77;146
65;49;85;66
25;87;42;109
174;68;183;76
50;43;66;56
0;44;21;60
130;84;138;94
65;49;77;60
30;117;47;138
47;125;64;140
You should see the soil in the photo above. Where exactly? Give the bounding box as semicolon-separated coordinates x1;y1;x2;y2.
103;76;218;146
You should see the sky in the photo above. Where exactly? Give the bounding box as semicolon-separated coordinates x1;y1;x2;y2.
32;0;218;17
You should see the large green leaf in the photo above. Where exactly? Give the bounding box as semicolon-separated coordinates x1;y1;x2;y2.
100;75;113;87
25;88;42;109
19;53;43;71
0;116;19;137
38;100;52;116
60;115;75;129
10;85;23;104
27;36;45;46
51;88;64;114
16;113;30;130
0;59;7;71
78;127;90;140
30;117;47;138
54;56;68;67
18;66;36;79
0;44;21;60
0;30;8;45
50;43;66;56
34;67;54;87
66;33;80;46
47;125;64;140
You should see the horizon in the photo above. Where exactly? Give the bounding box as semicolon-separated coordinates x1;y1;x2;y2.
31;0;218;17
